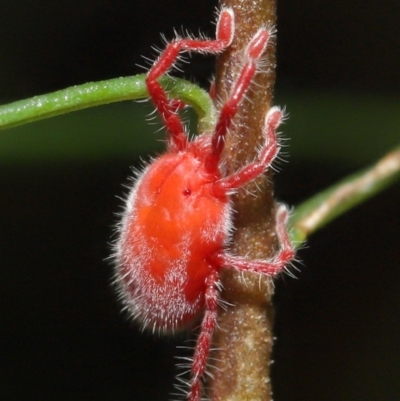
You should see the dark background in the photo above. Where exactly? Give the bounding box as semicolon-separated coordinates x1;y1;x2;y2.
1;1;399;400
1;0;400;98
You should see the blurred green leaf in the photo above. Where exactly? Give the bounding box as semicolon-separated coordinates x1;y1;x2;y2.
277;89;400;165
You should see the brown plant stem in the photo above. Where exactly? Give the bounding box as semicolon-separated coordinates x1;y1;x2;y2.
209;0;278;400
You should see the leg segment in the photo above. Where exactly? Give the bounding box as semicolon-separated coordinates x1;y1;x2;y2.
146;8;235;152
212;106;283;196
188;270;220;401
205;28;274;173
210;204;294;276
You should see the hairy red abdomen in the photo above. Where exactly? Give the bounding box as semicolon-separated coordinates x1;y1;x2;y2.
115;146;230;332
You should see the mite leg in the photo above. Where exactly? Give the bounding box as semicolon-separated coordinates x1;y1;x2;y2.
205;27;274;173
188;270;220;401
146;8;234;152
211;204;295;276
212;106;283;196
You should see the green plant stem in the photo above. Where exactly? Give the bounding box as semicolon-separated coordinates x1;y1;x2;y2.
290;145;400;244
0;74;216;134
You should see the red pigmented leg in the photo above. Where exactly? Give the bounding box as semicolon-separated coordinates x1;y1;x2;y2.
213;106;283;196
211;204;294;275
188;270;220;401
146;8;235;152
205;27;274;173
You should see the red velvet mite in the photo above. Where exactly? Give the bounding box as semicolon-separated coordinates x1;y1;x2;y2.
113;8;294;401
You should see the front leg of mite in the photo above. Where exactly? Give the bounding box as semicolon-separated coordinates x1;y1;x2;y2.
145;8;235;153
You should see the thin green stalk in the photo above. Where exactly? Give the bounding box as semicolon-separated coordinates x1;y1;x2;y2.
290;145;400;244
0;74;216;134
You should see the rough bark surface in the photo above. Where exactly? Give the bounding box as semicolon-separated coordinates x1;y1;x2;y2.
209;1;278;400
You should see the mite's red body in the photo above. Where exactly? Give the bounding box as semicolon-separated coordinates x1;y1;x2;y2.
117;140;230;332
113;8;294;401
